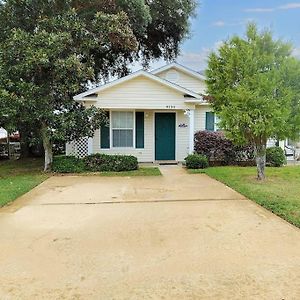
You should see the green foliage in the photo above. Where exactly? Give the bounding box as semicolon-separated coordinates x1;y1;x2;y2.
83;153;138;172
205;166;300;228
205;23;300;179
194;130;255;165
52;154;138;173
185;154;209;169
266;147;286;167
206;23;300;146
96;167;161;177
0;0;196;170
0;158;48;207
52;156;86;173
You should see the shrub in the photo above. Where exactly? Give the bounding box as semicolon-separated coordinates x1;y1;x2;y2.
83;153;138;172
52;156;86;173
266;147;286;167
185;154;209;169
194;131;255;165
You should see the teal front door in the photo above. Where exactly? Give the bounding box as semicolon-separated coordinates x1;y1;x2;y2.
155;113;176;160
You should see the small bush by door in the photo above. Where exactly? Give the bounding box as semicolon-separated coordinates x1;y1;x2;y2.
185;154;209;169
266;147;286;167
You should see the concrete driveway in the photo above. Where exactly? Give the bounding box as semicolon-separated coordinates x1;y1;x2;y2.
0;166;299;299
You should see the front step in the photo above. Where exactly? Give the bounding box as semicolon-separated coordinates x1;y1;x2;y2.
155;160;178;165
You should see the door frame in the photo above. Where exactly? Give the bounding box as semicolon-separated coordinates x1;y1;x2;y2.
153;111;177;161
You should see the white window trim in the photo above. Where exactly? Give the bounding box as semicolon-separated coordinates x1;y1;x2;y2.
110;110;136;149
205;111;220;132
215;114;220;131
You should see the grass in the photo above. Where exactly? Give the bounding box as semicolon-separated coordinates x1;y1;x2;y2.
188;166;300;228
0;158;49;207
0;158;161;207
76;167;162;177
99;167;161;176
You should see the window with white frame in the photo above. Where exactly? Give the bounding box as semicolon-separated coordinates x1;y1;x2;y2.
112;111;134;147
215;115;220;131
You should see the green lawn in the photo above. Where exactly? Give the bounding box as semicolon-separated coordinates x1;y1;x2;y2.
80;167;162;177
0;158;161;207
99;167;161;176
0;158;49;207
189;166;300;228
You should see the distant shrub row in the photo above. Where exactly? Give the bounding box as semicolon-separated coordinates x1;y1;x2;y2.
53;154;138;173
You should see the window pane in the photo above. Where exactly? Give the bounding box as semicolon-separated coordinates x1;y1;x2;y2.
112;111;133;129
113;129;133;147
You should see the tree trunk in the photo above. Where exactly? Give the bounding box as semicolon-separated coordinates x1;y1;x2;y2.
41;125;53;172
254;142;266;180
19;128;30;158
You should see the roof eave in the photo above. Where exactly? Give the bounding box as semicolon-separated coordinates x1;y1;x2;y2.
151;62;206;81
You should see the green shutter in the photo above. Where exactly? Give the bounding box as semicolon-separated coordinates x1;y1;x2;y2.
206;112;215;131
100;111;110;149
135;112;144;148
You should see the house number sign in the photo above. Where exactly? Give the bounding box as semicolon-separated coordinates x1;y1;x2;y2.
179;123;188;128
166;105;176;109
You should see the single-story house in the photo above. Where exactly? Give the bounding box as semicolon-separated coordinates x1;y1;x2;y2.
68;62;300;162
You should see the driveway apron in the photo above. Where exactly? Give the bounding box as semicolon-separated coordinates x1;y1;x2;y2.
0;165;299;299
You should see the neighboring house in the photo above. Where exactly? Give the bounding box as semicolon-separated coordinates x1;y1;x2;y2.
0;129;20;159
69;62;300;162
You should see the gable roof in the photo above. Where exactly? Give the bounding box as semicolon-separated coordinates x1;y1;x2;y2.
74;69;202;101
151;62;206;81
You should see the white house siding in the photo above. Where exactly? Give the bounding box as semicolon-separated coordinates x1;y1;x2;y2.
91;110;191;162
95;75;194;110
93;110;154;162
69;65;217;162
67;105;213;161
194;105;212;132
176;110;190;161
155;68;206;94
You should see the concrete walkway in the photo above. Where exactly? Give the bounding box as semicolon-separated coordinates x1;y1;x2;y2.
0;166;299;299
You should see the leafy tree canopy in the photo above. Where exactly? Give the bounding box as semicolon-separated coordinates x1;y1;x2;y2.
0;0;196;170
206;23;300;180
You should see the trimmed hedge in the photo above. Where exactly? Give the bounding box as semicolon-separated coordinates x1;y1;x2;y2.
83;154;138;172
53;154;138;173
194;131;255;166
266;147;286;167
185;154;209;169
52;156;86;173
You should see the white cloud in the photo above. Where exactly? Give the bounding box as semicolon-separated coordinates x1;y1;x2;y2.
211;20;247;27
177;51;209;70
212;20;226;27
292;46;300;59
130;51;209;73
278;2;300;9
130;41;224;73
244;2;300;13
244;8;274;13
177;41;224;71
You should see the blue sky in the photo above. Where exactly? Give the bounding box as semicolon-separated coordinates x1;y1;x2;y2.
146;0;300;71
